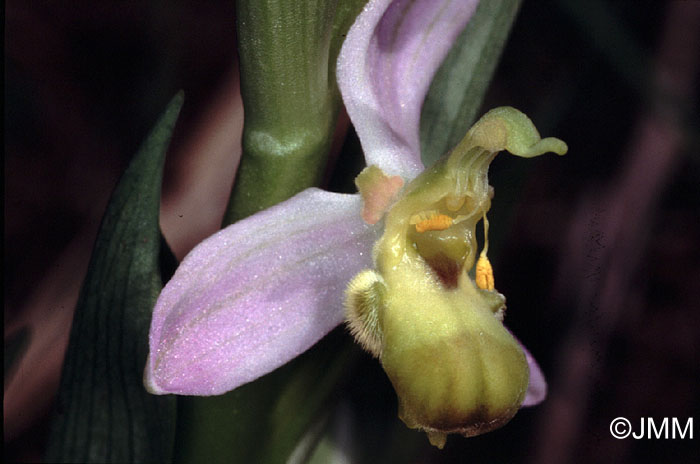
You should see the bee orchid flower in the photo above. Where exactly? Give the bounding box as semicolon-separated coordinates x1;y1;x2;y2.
145;0;565;446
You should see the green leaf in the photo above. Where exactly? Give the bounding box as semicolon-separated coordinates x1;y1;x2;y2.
420;0;522;166
45;93;184;463
223;0;367;223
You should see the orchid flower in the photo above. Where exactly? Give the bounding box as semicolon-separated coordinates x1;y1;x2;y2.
145;0;566;448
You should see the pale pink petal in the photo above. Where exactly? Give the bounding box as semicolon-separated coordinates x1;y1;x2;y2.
337;0;479;179
521;342;547;407
146;189;380;395
506;330;547;406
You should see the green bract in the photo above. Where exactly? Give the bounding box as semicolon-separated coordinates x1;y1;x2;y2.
345;107;567;448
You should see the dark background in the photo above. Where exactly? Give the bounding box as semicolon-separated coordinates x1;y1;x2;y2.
5;0;699;462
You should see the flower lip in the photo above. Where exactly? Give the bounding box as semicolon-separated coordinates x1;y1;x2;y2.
345;106;566;446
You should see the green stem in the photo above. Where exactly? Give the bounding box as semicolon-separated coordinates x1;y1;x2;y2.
223;0;365;224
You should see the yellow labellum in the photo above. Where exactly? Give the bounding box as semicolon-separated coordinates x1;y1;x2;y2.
345;107;568;449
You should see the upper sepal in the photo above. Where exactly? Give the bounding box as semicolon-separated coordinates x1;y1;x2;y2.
337;0;479;179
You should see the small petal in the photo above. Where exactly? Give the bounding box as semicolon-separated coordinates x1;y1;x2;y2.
337;0;479;179
146;189;380;395
355;165;404;224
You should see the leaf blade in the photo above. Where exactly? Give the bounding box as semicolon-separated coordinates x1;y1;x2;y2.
45;93;183;463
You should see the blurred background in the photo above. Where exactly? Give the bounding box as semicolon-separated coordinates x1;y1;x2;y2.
5;0;699;462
